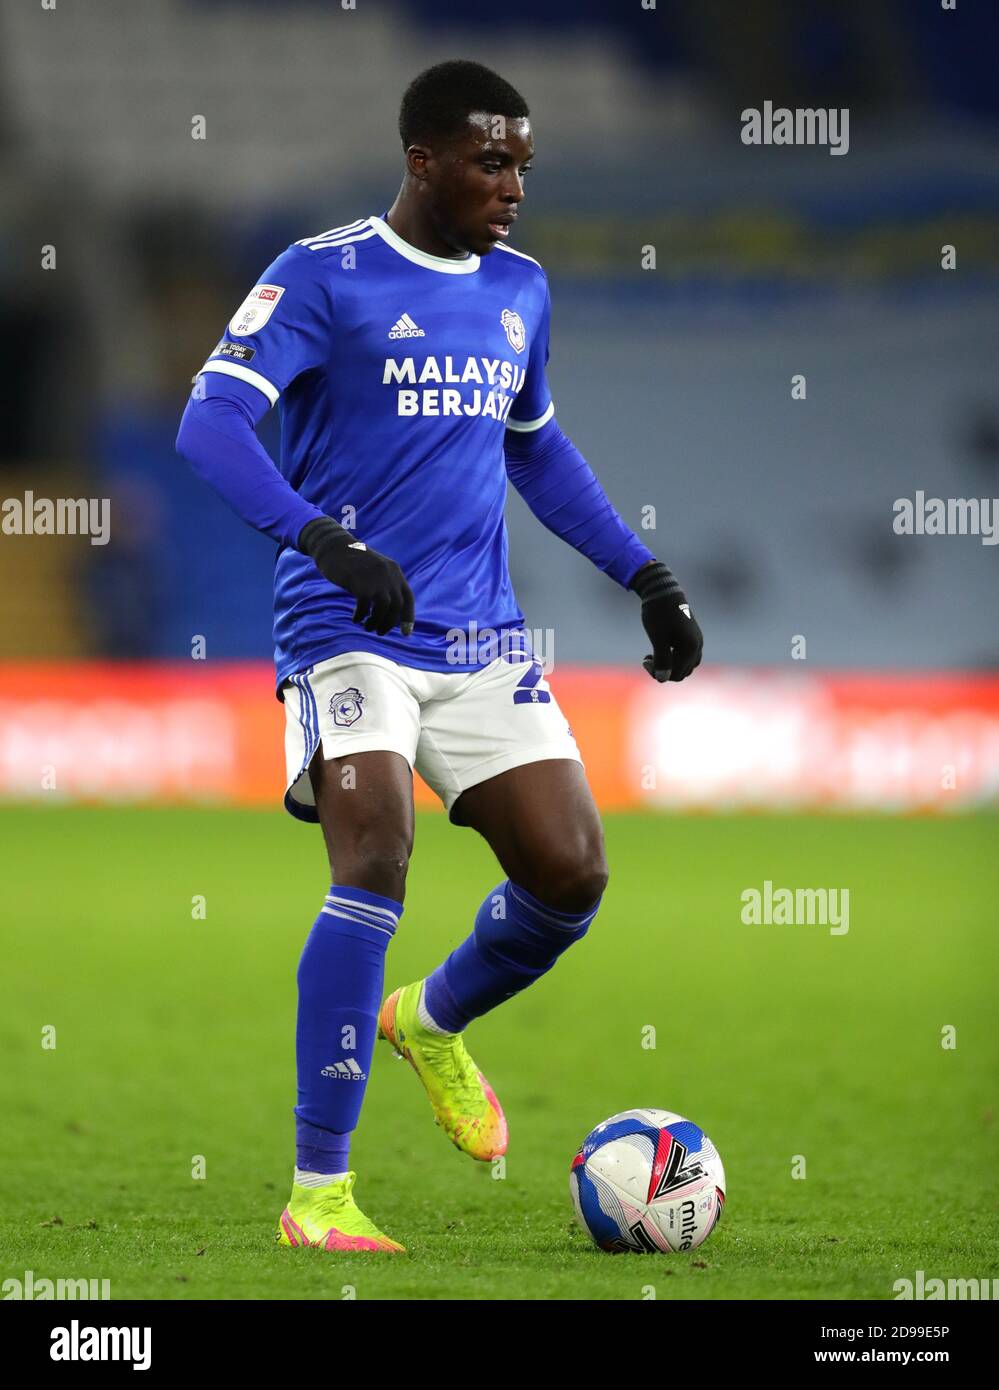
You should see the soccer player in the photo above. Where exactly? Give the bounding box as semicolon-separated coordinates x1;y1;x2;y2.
176;60;702;1253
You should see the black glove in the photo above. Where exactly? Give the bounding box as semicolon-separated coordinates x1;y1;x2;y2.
298;516;415;637
630;560;703;682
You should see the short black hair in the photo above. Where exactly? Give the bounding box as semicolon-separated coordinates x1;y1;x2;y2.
399;60;529;148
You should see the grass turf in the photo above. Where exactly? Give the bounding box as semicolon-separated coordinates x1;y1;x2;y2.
1;806;997;1300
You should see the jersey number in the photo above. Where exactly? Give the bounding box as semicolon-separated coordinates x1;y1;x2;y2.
513;662;551;705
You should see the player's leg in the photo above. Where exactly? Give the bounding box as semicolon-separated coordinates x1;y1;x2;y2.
279;656;421;1251
311;746;414;904
422;758;607;1029
379;657;604;1160
281;750;413;1252
449;756;608;908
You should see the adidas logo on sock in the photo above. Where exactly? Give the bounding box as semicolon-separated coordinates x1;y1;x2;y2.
321;1059;366;1080
388;313;425;339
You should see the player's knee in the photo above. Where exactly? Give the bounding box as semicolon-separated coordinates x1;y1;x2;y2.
539;850;608;915
334;832;411;905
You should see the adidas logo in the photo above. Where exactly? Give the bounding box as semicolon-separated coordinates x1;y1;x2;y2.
388;313;425;339
679;603;692;618
321;1059;366;1080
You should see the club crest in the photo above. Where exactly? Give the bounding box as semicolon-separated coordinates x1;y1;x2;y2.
330;688;364;726
500;308;526;353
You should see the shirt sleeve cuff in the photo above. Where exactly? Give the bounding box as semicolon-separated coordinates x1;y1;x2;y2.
199;359;280;407
505;400;555;432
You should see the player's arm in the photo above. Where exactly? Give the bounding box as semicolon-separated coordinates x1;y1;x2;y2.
504;282;702;682
175;249;413;636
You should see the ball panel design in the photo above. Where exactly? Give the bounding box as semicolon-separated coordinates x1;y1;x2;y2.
570;1164;627;1250
570;1107;726;1254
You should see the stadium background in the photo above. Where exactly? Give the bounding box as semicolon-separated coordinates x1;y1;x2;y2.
1;0;997;1300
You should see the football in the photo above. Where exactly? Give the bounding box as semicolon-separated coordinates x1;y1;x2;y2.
570;1108;726;1253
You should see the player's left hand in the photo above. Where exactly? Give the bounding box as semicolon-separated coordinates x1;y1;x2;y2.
631;560;703;682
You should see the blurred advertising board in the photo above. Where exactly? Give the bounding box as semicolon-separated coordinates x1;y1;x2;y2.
0;663;996;813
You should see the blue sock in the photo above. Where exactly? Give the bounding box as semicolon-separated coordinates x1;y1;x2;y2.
423;880;599;1033
294;885;401;1173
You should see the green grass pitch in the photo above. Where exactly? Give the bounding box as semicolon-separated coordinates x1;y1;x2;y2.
1;806;997;1300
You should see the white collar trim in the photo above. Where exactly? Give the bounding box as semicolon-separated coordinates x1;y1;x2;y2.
368;215;480;274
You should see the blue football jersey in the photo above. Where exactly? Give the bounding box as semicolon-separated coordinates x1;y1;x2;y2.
199;214;555;685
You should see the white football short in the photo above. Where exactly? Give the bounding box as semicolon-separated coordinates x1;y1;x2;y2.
282;650;582;821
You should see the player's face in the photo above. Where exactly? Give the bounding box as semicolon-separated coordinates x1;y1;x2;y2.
427;114;534;256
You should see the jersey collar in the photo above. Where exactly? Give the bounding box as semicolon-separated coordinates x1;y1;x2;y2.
368;214;480;275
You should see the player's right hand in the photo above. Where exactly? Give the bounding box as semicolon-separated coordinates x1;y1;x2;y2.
297;516;415;637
